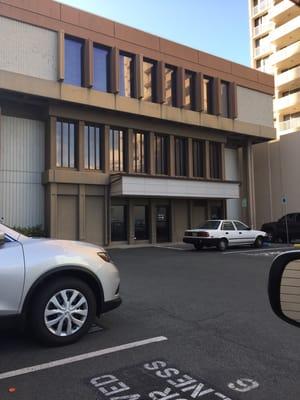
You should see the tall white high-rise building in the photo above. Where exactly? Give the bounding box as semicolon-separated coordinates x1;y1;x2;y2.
249;0;300;230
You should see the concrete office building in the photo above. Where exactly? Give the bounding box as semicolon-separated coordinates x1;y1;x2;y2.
0;0;275;246
249;0;300;227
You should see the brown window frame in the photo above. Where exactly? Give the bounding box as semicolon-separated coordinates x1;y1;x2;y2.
84;123;103;170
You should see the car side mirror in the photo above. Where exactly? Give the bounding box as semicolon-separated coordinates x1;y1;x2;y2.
269;251;300;327
0;231;5;245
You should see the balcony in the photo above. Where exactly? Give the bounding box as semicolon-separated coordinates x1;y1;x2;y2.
254;43;272;58
279;117;300;132
252;0;271;17
270;16;300;47
271;40;300;68
275;91;300;113
276;65;300;89
253;22;274;38
111;175;240;199
257;64;274;74
270;0;300;24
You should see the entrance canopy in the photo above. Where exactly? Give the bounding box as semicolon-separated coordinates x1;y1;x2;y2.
111;175;240;199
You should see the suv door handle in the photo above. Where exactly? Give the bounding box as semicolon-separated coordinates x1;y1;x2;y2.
239;232;242;234
225;232;229;234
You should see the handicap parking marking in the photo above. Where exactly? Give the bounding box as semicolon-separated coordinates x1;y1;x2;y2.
0;336;167;381
88;360;260;399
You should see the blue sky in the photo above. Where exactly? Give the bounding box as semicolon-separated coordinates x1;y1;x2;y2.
57;0;251;67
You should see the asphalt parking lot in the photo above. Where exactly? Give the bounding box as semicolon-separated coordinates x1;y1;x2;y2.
0;244;300;400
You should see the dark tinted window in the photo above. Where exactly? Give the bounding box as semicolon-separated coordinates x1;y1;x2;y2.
133;132;147;173
155;134;168;175
199;220;221;230
111;205;127;241
109;128;125;172
84;124;102;170
64;37;83;86
193;140;205;178
94;45;109;92
175;137;187;176
234;221;249;230
134;205;149;240
56;120;76;168
210;142;222;179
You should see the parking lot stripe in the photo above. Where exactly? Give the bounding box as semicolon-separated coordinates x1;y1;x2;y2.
223;246;292;255
0;336;168;381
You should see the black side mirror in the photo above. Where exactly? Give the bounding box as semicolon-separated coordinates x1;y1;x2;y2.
268;251;300;327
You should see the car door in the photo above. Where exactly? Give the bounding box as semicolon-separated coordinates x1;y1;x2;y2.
221;221;238;245
0;235;25;315
233;221;254;244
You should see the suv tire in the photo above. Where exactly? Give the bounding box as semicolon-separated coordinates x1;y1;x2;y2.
30;277;96;346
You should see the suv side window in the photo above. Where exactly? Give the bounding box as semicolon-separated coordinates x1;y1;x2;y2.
296;214;300;223
221;222;235;231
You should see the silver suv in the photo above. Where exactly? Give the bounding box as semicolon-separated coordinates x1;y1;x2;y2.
0;224;121;346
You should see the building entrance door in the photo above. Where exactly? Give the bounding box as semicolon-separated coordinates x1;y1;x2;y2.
156;206;170;243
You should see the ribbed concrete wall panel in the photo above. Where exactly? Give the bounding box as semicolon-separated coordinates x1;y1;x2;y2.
0;116;45;228
0;16;57;81
225;148;241;220
237;86;274;128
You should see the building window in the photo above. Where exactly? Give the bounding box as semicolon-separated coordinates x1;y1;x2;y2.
155;134;168;175
111;205;127;241
93;45;109;92
220;81;229;118
165;65;177;107
174;137;187;177
109;128;125;172
193;140;205;178
64;36;84;86
84;124;102;170
209;142;222;179
143;59;156;102
134;205;149;240
119;52;134;97
133;132;147;173
184;70;195;110
56;120;76;168
203;76;213;114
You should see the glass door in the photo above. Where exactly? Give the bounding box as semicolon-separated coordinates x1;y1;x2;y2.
156;206;170;243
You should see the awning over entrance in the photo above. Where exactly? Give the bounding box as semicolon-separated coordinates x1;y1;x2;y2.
111;175;240;199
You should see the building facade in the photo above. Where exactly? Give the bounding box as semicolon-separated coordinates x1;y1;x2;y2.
249;0;300;228
0;0;275;246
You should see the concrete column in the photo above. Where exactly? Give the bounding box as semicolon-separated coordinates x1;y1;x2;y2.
188;199;193;229
104;185;111;246
229;82;238;119
134;54;143;99
110;47;119;94
168;135;175;176
148;131;156;175
242;141;256;228
78;121;85;171
103;125;110;173
47;116;57;170
195;72;204;112
156;61;165;104
49;183;58;238
128;199;135;244
187;137;193;178
84;39;93;88
58;30;64;81
213;77;221;116
176;67;185;108
149;199;156;243
221;143;225;181
79;184;85;241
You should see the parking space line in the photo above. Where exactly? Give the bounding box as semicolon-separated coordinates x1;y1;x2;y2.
0;336;168;381
153;246;186;251
223;246;292;255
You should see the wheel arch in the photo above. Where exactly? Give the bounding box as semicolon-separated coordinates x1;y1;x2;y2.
21;266;104;318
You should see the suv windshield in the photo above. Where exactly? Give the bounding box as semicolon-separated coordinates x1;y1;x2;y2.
198;220;221;230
